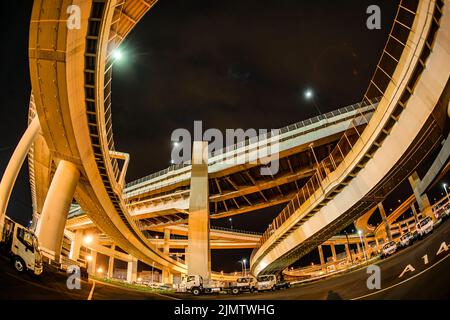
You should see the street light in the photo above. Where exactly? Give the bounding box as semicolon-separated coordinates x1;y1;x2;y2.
229;218;233;229
83;235;93;245
112;48;122;61
358;230;367;261
151;261;155;284
97;267;103;274
304;88;322;115
243;259;247;276
443;183;449;199
86;255;93;262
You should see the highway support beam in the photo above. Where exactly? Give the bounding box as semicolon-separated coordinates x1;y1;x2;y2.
187;141;211;281
318;245;325;269
69;229;83;261
107;245;116;278
0;116;40;241
330;244;337;262
127;257;138;283
163;268;173;284
35;160;80;261
163;228;170;255
87;251;97;275
378;202;393;242
408;172;433;220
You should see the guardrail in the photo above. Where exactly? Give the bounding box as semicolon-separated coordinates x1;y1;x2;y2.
124;101;375;191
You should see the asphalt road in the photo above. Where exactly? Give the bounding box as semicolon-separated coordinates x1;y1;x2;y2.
175;217;450;300
0;255;175;300
0;218;449;300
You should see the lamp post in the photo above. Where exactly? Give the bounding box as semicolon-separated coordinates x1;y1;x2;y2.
229;217;233;230
344;231;354;265
444;183;449;200
151;261;155;284
243;259;247;276
358;230;367;261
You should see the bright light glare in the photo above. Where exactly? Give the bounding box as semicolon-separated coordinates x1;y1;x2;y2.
112;49;123;61
86;255;93;262
304;89;314;99
84;235;93;244
97;267;103;273
358;230;363;236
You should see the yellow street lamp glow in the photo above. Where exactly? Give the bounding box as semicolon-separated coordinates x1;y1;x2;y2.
137;277;142;282
86;255;93;262
83;235;93;245
97;267;103;273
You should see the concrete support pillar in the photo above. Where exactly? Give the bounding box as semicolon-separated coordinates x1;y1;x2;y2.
411;203;419;222
330;244;337;261
398;223;404;236
127;257;138;283
0;117;40;241
163;228;171;256
408;172;433;219
375;238;380;251
363;237;370;258
187;141;211;280
318;245;325;267
162;268;173;284
378;202;392;242
356;242;361;255
87;251;97;274
107;245;115;278
35;160;80;261
344;243;351;261
69;229;83;261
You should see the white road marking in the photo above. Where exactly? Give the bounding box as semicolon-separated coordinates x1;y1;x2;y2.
352;251;450;300
87;280;96;300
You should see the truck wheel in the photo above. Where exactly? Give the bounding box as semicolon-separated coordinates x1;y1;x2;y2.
192;288;201;296
232;288;240;295
13;257;25;273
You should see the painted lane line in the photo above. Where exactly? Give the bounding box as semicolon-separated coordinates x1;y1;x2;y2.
87;280;96;300
352;252;450;300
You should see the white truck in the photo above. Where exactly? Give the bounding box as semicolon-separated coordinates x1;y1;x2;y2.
381;240;397;258
0;217;43;275
256;274;277;291
230;276;258;295
416;216;434;238
177;275;222;296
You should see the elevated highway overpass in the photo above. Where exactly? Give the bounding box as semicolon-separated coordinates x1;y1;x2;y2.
251;0;450;276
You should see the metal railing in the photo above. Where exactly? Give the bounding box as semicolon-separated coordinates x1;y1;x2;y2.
251;0;422;262
124;101;374;192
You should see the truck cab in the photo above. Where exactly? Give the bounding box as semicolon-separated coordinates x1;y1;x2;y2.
230;276;257;294
416;216;434;238
178;275;221;296
1;217;43;275
256;274;277;291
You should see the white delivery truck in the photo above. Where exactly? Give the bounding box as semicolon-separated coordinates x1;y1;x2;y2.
177;275;222;296
0;217;43;275
256;274;277;291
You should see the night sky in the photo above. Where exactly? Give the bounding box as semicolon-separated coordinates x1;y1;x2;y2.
1;1;448;273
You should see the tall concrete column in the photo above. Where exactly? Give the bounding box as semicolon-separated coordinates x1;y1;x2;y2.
187;141;211;280
35;160;80;260
107;245;116;278
330;244;337;261
318;245;325;267
0;116;40;241
163;268;173;284
69;229;83;261
378;202;392;242
375;238;380;251
163;228;171;255
87;251;97;274
411;203;419;222
127;257;138;283
408;172;433;219
344;243;351;261
356;242;361;255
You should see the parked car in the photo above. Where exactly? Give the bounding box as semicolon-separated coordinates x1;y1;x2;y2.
381;241;397;258
398;232;414;248
416;216;434;238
